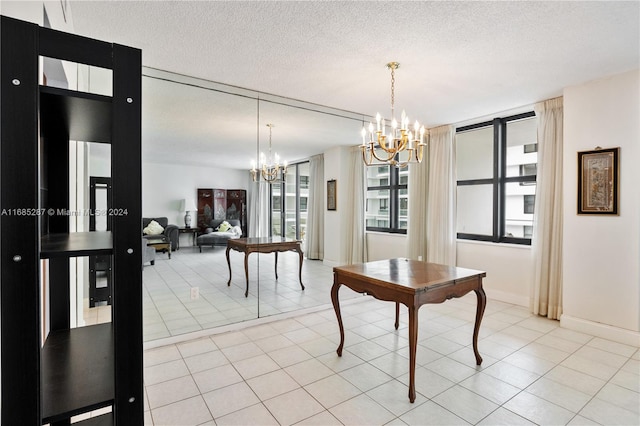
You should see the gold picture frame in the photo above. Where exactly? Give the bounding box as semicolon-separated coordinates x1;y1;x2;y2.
577;147;619;215
327;179;337;211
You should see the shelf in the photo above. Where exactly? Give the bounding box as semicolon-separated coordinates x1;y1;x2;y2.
41;231;112;259
73;412;113;426
40;85;112;143
41;323;114;424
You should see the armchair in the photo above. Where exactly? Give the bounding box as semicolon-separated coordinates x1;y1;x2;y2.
142;217;179;251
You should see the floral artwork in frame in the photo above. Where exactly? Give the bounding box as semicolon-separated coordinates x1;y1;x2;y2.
577;147;619;215
327;179;337;211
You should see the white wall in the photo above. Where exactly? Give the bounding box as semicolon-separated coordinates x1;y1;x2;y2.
457;241;533;306
562;69;640;345
0;1;43;24
143;161;249;234
323;146;350;266
367;232;407;261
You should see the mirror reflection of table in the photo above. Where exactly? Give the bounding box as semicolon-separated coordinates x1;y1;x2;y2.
332;259;487;403
226;237;304;297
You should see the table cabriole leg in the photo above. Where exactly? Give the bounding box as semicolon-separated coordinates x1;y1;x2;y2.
473;286;487;365
394;302;400;330
274;251;278;280
226;247;232;287
407;304;418;403
297;247;304;290
331;280;344;357
244;252;250;297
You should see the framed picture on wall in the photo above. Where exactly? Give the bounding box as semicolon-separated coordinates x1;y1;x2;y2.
327;179;337;211
577;147;620;215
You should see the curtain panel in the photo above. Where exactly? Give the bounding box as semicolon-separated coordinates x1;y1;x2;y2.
531;97;564;319
306;154;324;259
426;125;457;265
248;181;270;238
408;125;456;264
346;146;367;264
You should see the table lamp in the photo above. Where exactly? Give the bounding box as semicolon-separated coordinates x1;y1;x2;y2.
180;198;197;228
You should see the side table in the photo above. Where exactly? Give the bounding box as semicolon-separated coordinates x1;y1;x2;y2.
177;227;198;250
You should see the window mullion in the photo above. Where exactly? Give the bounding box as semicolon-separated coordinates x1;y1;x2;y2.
493;118;501;242
499;118;508;242
295;165;300;240
390;166;397;230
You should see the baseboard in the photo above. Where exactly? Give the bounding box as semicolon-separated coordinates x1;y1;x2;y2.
560;314;640;347
484;288;530;308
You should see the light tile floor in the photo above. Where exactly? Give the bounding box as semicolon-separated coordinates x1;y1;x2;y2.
143;293;640;425
142;247;359;342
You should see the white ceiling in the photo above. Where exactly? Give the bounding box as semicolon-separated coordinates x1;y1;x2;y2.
69;1;639;169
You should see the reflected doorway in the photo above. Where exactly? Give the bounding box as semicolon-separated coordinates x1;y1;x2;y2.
89;177;112;307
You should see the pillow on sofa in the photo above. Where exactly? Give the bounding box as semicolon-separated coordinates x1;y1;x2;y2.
143;220;165;235
217;221;231;232
230;226;242;237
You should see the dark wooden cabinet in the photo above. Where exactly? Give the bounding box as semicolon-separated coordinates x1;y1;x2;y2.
226;189;247;236
197;188;213;233
0;16;142;425
213;189;227;220
198;188;247;236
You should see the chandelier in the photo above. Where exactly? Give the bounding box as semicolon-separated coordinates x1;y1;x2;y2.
250;123;287;183
361;62;427;168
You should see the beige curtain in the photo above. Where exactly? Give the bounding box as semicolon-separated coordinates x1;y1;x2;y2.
531;97;563;319
248;181;270;238
305;154;324;259
407;125;456;264
407;149;429;260
426;125;457;265
346;146;367;264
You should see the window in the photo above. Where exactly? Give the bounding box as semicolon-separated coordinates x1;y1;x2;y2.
365;164;408;233
523;195;535;214
456;112;537;244
270;162;310;242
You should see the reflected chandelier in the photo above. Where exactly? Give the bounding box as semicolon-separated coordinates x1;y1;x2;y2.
250;123;288;183
361;62;427;168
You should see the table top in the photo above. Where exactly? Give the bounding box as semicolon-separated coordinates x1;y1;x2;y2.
229;237;301;247
334;259;486;295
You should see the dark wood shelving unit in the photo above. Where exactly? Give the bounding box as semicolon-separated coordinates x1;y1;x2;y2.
41;323;114;424
41;231;113;258
40;85;112;143
1;16;142;425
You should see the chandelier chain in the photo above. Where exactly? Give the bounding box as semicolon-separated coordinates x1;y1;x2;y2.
390;66;395;118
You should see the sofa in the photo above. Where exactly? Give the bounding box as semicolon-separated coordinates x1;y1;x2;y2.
196;219;242;251
142;217;179;251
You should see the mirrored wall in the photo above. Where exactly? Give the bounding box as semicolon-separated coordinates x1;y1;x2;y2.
138;68;366;343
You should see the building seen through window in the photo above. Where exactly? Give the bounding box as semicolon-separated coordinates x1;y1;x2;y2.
365;163;408;233
271;162;309;242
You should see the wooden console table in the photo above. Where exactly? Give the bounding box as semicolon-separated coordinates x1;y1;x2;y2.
331;259;486;403
177;227;198;250
226;237;304;297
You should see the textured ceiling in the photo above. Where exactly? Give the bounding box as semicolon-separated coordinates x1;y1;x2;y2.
68;1;640;169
